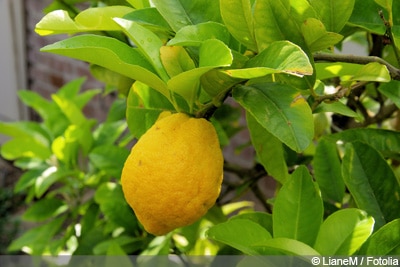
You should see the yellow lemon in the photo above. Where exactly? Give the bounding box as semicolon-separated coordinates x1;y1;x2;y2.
121;112;223;235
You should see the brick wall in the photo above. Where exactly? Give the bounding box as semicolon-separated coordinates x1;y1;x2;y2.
24;0;115;122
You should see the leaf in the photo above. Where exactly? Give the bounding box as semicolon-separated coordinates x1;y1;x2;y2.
167;22;230;46
167;39;232;109
359;218;400;255
226;41;313;78
206;218;272;255
309;0;355;33
23;198;67;222
273;166;323;246
34;167;76;198
220;0;257;51
230;212;273;234
313;101;361;119
35;7;134;35
14;167;48;193
152;0;222;32
316;62;391;82
301;18;343;52
8;216;66;254
1;138;52;161
89;145;129;178
40;34;170;100
342;142;400;230
126;0;150;9
379;80;400;108
247;112;288;184
160;46;195;78
251;238;320;256
113;18;170;81
325;128;400;156
313;138;345;203
93;121;128;147
233;83;314;152
348;0;387;35
253;0;308;51
314;209;374;255
94;182;138;233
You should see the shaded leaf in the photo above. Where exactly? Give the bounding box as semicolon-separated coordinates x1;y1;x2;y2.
301;18;343;52
379;80;400;108
23;198;67;222
251;238;320;256
89;145;129;178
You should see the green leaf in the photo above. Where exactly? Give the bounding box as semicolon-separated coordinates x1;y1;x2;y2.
168;22;230;46
251;238;320;255
301;18;343;52
273;166;323;246
93;121;128;147
34;167;76;198
348;0;387;35
126;0;150;9
0;121;51;146
233;83;314;152
152;0;222;32
89;145;129;178
309;0;355;33
247;112;288;184
167;39;232;109
94;182;138;234
325;128;400;156
23;198;68;222
40;34;170;100
359;218;400;255
220;0;256;51
8;215;66;254
313;101;361;119
314;209;374;255
14;167;48;193
316;62;391;82
342;142;400;230
35;7;134;35
253;0;308;51
379;80;400;108
160;46;195;78
113;18;170;82
226;41;313;78
206;218;272;255
230;212;273;234
313;138;345;203
1;138;52;161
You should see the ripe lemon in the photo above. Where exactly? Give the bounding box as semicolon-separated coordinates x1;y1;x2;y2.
121;112;224;236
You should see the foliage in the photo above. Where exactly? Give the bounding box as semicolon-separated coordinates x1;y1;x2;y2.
1;0;400;260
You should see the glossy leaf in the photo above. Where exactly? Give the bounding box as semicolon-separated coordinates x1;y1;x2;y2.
314;209;374;255
160;46;195;78
273;166;323;246
253;0;308;51
1;138;51;161
226;41;312;79
126;0;150;9
206;218;272;255
35;7;134;35
316;62;391;82
113;18;170;81
313;138;345;203
325;128;400;156
220;0;257;51
342;142;400;230
35;167;76;198
379;80;400;108
233;83;314;152
301;18;343;52
152;0;222;32
359;218;400;255
348;0;387;34
40;35;170;100
309;0;355;33
247;112;288;184
168;22;230;46
251;238;320;255
230;212;273;234
313;101;361;119
167;39;232;108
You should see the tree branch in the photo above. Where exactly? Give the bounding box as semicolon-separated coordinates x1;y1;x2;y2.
313;53;400;80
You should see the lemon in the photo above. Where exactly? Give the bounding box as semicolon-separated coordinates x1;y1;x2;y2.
121;112;224;235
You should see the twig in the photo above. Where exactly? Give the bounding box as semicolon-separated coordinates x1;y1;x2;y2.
379;10;400;66
313;53;400;80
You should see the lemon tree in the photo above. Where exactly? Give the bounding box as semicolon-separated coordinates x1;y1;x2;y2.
1;0;400;260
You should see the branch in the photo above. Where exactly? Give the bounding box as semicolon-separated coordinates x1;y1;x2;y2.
379;10;400;66
313;53;400;80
